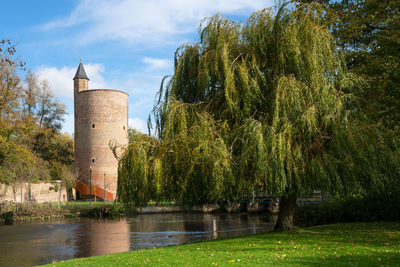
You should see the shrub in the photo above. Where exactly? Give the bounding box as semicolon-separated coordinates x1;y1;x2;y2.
295;193;400;227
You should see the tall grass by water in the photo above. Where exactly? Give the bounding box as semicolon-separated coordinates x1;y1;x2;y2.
0;201;123;222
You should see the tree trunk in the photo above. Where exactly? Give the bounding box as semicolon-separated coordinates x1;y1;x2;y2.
274;194;297;231
20;183;23;203
12;184;17;202
58;184;61;210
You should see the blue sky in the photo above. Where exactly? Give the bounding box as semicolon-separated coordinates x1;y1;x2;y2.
1;0;273;134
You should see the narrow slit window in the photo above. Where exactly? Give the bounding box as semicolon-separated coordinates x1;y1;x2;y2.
123;126;126;130
92;124;95;128
91;158;95;163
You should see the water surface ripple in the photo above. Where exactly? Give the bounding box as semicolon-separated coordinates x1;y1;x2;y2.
0;212;276;266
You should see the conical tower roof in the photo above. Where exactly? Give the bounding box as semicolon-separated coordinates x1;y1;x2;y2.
73;61;89;80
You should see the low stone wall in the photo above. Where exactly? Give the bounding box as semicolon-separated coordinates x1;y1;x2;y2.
138;202;277;214
0;182;68;203
139;206;188;213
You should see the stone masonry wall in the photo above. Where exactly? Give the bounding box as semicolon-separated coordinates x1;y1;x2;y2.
75;89;128;198
0;182;68;203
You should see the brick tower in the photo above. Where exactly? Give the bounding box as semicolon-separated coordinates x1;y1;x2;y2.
73;62;128;201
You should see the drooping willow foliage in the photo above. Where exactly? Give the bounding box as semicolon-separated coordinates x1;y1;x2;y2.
117;2;400;208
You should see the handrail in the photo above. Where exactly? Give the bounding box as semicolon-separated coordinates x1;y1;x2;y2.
75;180;114;201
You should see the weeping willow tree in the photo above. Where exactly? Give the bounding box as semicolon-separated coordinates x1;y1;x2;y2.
118;2;399;230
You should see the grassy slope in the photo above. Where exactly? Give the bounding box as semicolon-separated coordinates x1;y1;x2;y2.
46;222;400;266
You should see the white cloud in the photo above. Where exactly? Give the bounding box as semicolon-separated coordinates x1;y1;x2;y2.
36;63;107;98
142;57;172;70
40;0;271;45
129;117;148;134
35;0;275;135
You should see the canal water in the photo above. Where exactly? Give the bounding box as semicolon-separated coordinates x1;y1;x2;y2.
0;212;276;267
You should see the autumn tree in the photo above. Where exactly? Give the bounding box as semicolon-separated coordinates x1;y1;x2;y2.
0;39;74;191
118;3;399;230
0;144;39;201
22;71;67;131
0;39;23;116
36;80;67;131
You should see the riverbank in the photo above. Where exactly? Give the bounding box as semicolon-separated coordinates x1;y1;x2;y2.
45;222;400;266
0;201;275;223
0;201;124;223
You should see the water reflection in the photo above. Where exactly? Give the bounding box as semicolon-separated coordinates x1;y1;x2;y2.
74;219;130;258
0;213;276;267
127;213;276;250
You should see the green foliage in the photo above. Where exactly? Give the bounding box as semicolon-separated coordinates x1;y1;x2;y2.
118;3;399;212
0;211;13;224
117;130;162;207
330;0;400;131
0;142;37;185
295;193;400;227
0;39;73;186
297;0;400;131
0;201;124;223
78;205;125;218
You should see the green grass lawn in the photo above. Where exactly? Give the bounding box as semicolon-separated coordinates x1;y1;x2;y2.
45;222;400;266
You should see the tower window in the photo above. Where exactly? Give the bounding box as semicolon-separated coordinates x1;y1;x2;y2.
123;126;126;130
92;124;95;128
91;158;95;163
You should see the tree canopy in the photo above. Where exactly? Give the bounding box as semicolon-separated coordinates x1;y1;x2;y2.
117;2;400;230
297;0;400;131
0;39;74;192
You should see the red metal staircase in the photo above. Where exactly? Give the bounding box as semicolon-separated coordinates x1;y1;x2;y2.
75;180;114;201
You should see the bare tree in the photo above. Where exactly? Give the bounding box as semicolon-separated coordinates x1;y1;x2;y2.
36;80;67;131
23;70;40;117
